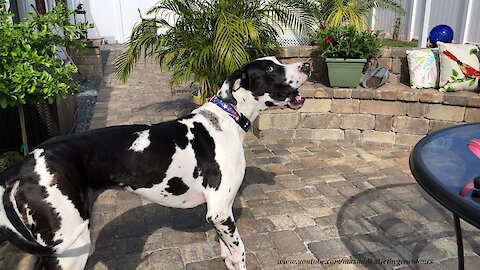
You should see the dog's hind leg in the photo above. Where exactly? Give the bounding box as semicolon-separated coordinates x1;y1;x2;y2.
205;199;246;270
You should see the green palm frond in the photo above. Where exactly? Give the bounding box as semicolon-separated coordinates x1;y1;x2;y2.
115;0;316;102
301;0;405;31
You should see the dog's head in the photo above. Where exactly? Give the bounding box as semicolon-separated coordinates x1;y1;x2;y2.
217;57;310;110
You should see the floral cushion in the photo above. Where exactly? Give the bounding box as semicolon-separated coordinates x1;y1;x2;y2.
438;41;480;91
406;49;439;88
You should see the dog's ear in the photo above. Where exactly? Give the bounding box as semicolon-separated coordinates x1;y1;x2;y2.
219;68;247;105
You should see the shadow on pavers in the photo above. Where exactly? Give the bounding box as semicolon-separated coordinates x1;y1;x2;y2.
333;183;480;270
87;166;275;269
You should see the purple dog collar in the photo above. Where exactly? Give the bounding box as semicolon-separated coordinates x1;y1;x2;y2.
209;95;251;132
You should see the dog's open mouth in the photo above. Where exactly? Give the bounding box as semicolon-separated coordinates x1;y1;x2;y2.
287;95;305;110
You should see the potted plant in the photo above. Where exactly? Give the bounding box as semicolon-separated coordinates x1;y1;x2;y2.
314;25;381;88
0;3;91;155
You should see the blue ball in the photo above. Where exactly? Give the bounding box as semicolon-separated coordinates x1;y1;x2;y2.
429;25;454;46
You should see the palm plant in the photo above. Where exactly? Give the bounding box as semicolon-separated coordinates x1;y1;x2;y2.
303;0;405;31
115;0;315;103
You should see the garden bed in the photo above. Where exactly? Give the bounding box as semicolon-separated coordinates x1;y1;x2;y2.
254;47;480;147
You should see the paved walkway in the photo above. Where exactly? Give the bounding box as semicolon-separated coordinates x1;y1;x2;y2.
1;45;480;269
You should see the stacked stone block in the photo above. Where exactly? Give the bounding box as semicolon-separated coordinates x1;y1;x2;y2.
253;83;480;147
69;38;104;80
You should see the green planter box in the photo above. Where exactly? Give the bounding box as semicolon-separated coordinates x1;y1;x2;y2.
325;58;367;88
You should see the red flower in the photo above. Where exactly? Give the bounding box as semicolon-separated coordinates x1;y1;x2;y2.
320;26;326;30
326;37;332;43
370;30;375;33
310;40;316;46
341;32;345;36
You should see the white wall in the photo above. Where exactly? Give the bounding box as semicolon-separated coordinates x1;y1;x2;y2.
65;0;160;43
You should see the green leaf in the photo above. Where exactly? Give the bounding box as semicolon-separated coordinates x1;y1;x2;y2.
456;78;464;83
446;86;456;92
470;48;478;55
0;97;7;109
452;69;458;77
445;250;453;259
469;79;477;86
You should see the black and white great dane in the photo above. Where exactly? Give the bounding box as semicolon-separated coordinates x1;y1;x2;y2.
0;56;310;270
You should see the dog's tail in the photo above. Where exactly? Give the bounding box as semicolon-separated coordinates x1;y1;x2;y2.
0;183;54;256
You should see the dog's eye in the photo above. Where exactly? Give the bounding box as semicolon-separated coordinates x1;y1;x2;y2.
267;66;274;73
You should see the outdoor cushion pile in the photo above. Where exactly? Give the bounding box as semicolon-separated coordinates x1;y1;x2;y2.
407;42;480;92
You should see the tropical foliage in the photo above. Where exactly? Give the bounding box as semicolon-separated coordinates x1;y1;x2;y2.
302;0;405;31
115;0;315;103
314;25;381;59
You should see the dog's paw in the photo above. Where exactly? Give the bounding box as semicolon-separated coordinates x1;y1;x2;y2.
234;260;246;270
223;257;235;270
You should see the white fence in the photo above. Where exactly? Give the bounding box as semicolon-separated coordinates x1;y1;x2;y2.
374;0;480;45
8;0;480;45
64;0;160;44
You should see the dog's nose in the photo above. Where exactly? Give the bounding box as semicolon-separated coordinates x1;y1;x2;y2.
300;62;310;75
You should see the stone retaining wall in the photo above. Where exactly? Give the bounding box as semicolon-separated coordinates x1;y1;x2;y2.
253;83;480;147
253;46;479;146
69;38;103;80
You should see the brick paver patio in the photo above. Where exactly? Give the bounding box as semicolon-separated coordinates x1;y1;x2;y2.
1;45;479;269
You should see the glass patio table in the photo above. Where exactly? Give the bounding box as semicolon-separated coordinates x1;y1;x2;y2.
410;123;480;270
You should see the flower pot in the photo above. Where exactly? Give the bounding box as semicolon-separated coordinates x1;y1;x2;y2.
325;58;367;88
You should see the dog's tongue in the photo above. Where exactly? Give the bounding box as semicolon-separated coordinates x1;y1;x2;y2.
289;95;305;110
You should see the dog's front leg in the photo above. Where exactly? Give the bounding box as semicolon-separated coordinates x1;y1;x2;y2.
206;203;246;270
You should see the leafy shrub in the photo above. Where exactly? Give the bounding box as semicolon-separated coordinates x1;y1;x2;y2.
0;151;22;172
0;2;92;108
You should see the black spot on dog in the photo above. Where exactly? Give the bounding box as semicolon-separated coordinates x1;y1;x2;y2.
265;101;275;107
190;122;222;190
165;177;189;196
233;240;239;246
221;217;236;235
193;166;200;179
289;80;293;84
83;120;190;190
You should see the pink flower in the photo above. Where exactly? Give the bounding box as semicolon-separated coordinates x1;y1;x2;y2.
341;32;345;36
326;37;332;43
